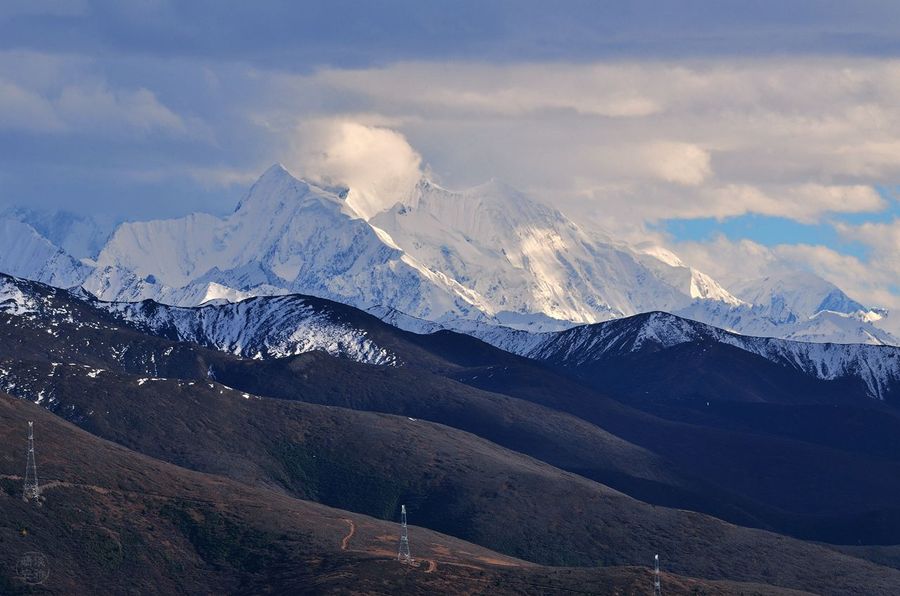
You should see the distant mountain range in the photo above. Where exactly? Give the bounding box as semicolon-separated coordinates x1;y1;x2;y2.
0;164;894;345
4;272;897;406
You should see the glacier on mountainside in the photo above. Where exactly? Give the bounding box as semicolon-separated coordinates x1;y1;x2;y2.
81;165;748;332
83;165;492;323
0;163;893;346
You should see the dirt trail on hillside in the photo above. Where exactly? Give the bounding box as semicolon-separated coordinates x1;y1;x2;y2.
340;518;355;551
2;474;500;579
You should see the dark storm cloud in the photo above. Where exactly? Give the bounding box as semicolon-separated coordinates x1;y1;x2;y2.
2;0;900;217
5;0;900;69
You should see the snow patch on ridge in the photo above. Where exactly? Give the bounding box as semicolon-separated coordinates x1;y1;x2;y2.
0;277;37;315
103;295;399;366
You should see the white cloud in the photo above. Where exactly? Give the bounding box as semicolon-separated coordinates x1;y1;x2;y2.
0;79;64;132
564;182;884;235
834;218;900;320
288;119;424;219
642;142;711;186
700;183;884;223
55;84;186;135
265;58;900;229
0;52;188;137
837;218;900;256
0;78;187;136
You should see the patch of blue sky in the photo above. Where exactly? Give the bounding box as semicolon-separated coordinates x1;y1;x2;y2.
659;215;870;259
662;185;900;259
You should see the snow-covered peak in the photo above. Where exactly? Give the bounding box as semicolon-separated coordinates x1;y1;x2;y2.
635;244;685;268
372;178;739;325
782;309;898;345
234;163;352;218
0;217;91;288
0;163;894;347
733;272;873;320
233;163;293;211
3;207;117;260
631;246;744;307
688;269;745;305
404;176;568;234
84;166;492;322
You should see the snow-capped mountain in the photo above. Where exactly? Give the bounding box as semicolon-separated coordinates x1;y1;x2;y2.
731;271;875;321
674;298;898;346
491;311;900;401
83;165;490;322
103;294;399;365
83;165;751;331
2;272;898;401
0;217;92;287
0;163;894;345
667;269;896;345
370;179;744;328
3;207;117;261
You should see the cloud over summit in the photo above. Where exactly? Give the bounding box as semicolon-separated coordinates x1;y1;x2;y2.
288;120;424;220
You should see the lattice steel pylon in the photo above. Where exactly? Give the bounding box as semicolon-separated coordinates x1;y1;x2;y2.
398;504;412;564
23;421;40;503
653;554;662;596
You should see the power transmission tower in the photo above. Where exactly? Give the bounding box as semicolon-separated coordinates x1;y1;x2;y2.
653;554;662;596
23;422;40;504
398;504;412;564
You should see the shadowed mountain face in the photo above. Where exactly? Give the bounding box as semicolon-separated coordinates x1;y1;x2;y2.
1;363;899;595
9;391;726;596
0;392;536;594
0;274;899;594
502;310;900;402
3;275;900;544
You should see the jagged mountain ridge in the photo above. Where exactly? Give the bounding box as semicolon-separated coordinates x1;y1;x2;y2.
83;166;489;323
104;294;401;365
83;165;746;329
1;206;117;260
3;273;897;402
0;164;893;344
496;311;900;401
370;178;741;325
0;217;91;288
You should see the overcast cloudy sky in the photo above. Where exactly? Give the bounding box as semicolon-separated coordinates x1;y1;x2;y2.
2;0;900;317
